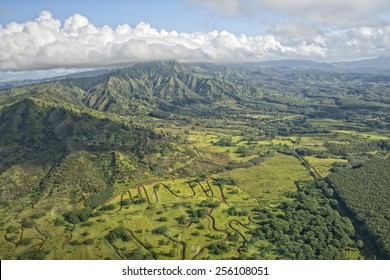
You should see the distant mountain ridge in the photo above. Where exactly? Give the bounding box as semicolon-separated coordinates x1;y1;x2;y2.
0;68;114;90
2;57;390;90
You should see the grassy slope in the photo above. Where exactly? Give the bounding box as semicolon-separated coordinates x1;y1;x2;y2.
223;153;312;204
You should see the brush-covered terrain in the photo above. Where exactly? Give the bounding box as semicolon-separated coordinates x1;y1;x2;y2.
0;61;389;260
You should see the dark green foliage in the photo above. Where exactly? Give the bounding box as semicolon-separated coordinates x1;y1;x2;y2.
213;177;236;186
251;182;358;259
249;152;274;165
82;238;94;245
325;140;390;155
186;208;208;221
125;248;153;260
63;208;93;224
228;233;240;242
99;204;116;211
327;158;390;259
106;227;131;243
152;226;168;235
236;146;252;157
54;218;66;226
69;240;79;246
198;199;219;208
175;215;188;225
226;207;249;216
120;199;132;206
17;249;47;260
84;187;114;209
19;218;34;228
156;217;168;222
6;225;19;233
207;243;230;255
30;212;46;219
214;137;234;147
18;238;33;246
133;198;147;204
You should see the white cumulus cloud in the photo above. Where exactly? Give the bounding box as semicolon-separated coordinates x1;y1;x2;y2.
0;10;389;71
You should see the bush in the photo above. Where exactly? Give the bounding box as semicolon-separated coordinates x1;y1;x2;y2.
156;217;168;222
18;238;33;246
198;199;219;208
100;204;116;211
106;227;131;243
20;218;34;228
152;226;168;235
83;238;94;245
17;249;47;260
63;208;93;224
120;199;132;206
30;212;46;219
133;198;147;204
175;215;188;225
208;243;230;255
6;225;19;233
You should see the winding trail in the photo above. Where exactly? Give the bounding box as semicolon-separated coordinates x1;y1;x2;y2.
3;227;23;249
192;208;231;260
127;229;157;260
106;239;123;259
163;234;187;260
137;185;158;205
207;178;228;205
157;183;196;199
229;220;250;254
248;214;262;224
34;224;49;249
62;225;75;249
197;182;214;197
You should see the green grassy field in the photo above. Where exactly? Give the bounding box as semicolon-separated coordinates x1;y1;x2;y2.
304;156;348;177
222;153;312;204
0;176;261;260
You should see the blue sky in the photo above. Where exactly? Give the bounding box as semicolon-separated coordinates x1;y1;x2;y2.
0;0;389;74
0;0;267;35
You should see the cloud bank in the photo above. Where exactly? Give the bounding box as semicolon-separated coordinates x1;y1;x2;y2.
0;10;389;71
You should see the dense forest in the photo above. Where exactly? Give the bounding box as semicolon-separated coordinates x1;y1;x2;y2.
327;158;390;259
250;181;360;260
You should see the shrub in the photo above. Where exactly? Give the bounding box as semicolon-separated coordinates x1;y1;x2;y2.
152;226;168;235
106;227;131;243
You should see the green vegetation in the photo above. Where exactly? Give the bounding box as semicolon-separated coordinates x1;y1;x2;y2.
250;181;360;259
0;61;389;259
328;158;390;259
